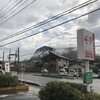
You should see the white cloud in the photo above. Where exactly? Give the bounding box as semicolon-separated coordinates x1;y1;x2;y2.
0;0;100;60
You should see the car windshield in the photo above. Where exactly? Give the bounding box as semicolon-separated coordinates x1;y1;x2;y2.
69;71;74;73
59;70;64;72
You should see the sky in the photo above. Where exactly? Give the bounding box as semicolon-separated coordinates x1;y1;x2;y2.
0;0;100;61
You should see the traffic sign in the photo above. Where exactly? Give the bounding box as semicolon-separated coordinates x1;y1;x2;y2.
86;72;93;84
20;62;26;72
21;67;25;71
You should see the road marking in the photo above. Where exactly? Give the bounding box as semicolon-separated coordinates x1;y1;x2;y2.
28;90;38;96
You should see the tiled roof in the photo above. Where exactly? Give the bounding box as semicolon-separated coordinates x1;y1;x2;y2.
49;51;70;60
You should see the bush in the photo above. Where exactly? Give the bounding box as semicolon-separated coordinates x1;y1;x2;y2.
0;75;20;88
66;82;87;93
85;92;100;100
39;81;100;100
39;81;83;100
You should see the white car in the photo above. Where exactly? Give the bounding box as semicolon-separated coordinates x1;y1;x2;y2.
59;68;68;76
68;70;78;77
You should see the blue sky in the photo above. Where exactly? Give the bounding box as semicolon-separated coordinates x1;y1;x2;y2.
0;0;100;61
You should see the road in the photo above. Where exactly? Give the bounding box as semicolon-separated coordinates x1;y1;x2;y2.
0;85;40;100
18;73;100;94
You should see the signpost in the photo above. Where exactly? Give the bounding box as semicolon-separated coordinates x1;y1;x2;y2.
20;62;26;84
20;62;26;72
77;28;95;92
86;72;92;84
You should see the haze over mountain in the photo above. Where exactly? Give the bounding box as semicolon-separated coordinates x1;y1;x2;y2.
30;46;77;61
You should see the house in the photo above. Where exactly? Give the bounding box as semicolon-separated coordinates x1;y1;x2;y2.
69;60;85;76
26;59;35;67
43;51;70;71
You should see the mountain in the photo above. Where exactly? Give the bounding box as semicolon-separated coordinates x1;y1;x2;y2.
30;46;100;62
30;46;54;61
30;46;77;61
34;46;54;54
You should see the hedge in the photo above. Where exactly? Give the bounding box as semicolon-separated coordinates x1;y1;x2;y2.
0;75;20;88
39;81;100;100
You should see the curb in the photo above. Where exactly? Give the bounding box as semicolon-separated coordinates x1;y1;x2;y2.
0;84;29;93
19;80;42;87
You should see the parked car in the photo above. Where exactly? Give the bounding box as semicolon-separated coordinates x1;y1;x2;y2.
59;68;68;76
0;69;5;75
68;70;78;77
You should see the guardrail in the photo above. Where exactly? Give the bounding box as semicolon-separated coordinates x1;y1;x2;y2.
42;72;59;76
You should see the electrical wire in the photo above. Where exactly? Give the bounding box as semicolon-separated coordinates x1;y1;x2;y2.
0;0;18;17
0;6;100;47
0;0;98;42
0;0;23;19
0;0;12;12
20;53;33;57
0;0;36;25
19;44;100;58
0;0;28;20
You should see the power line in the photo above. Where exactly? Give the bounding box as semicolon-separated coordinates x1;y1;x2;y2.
0;0;37;25
0;0;12;12
0;0;98;42
0;0;22;19
0;0;18;17
0;6;100;47
20;53;33;57
19;45;100;58
1;0;28;20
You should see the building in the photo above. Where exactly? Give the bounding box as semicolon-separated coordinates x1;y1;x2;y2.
69;60;85;76
43;51;70;71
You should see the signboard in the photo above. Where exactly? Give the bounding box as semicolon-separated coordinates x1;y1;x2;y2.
20;62;26;72
5;63;10;72
86;72;92;84
77;29;95;60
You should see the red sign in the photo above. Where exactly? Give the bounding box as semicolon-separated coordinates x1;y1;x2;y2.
21;67;25;71
84;36;93;45
85;50;93;58
77;29;95;60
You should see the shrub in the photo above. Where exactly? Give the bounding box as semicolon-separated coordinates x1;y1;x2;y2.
39;81;100;100
39;81;83;100
0;75;19;88
85;92;100;100
66;82;87;93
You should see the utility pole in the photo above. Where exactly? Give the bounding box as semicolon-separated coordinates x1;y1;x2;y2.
15;50;17;67
2;51;5;69
9;49;11;64
17;47;19;73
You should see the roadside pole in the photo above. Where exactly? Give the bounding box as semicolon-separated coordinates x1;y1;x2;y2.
20;62;26;85
85;60;90;92
77;29;95;92
21;70;23;85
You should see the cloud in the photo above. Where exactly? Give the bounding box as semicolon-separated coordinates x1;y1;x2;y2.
0;0;100;61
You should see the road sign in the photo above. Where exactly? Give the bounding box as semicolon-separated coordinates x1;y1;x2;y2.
21;67;25;71
77;29;95;60
20;62;26;72
5;62;10;72
86;72;93;84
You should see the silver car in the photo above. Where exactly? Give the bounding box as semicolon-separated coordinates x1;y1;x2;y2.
59;68;68;76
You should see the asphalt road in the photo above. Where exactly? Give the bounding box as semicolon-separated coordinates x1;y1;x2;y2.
0;91;39;100
18;73;100;94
